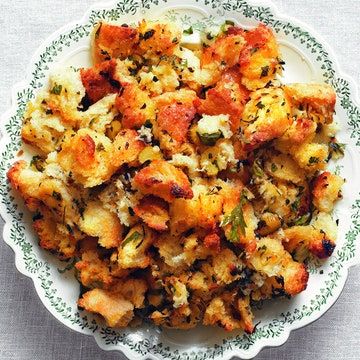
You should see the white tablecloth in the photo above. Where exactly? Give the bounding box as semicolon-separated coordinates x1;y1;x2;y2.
1;1;359;359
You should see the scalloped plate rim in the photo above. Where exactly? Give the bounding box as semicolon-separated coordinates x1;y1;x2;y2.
0;0;360;359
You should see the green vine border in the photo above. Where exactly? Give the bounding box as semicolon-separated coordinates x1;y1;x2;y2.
0;0;359;359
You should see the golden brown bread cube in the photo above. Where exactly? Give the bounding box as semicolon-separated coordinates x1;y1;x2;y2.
134;195;169;231
249;237;309;296
92;23;139;64
284;83;336;124
79;201;123;249
78;278;147;327
241;87;291;149
312;171;344;213
237;24;282;90
57;128;144;188
133;160;193;203
115;225;154;269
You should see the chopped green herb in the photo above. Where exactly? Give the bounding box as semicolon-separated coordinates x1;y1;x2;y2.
172;37;178;43
30;155;44;172
260;65;269;78
256;101;265;109
73;199;85;218
271;163;278;172
144;119;153;128
250;47;259;55
32;211;43;221
180;59;188;68
66;224;74;234
291;198;300;211
206;33;214;40
220;21;235;33
141;29;155;40
258;244;267;255
308;156;319;164
121;230;143;248
221;191;248;241
329;141;346;157
183;27;193;35
225;20;235;26
51;84;62;95
52;191;62;201
96;143;105;151
252;159;264;177
293;213;311;226
197;131;222;146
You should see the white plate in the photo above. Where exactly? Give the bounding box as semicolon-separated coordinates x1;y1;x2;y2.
1;0;360;359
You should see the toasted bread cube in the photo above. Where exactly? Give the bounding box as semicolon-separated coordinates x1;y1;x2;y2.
92;23;139;64
284;83;336;124
236;296;255;334
78;278;147;328
115;82;155;129
57;129;112;187
78;288;134;327
157;102;196;143
237;24;282;90
79;201;123;248
169;190;223;234
76;249;115;288
33;208;79;259
134;195;169;231
203;292;253;332
133;160;193;202
249;237;309;296
312;171;344;213
153;89;198;153
22;100;66;154
211;249;245;285
283;212;337;259
275;117;317;151
80;59;121;104
7;160;81;225
112;128;145;167
291;142;328;172
137;20;181;57
116;225;153;269
203;296;240;331
256;212;282;237
57;128;144;188
196;73;249;132
201;33;245;83
264;153;305;184
242;87;291;149
220;182;258;254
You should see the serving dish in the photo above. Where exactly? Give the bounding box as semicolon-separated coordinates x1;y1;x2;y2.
1;0;360;359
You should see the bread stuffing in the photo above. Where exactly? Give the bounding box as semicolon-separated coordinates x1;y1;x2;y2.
7;19;344;333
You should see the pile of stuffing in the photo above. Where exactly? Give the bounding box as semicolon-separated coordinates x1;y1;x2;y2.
7;19;344;332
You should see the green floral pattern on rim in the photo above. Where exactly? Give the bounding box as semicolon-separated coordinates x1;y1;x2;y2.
1;1;359;359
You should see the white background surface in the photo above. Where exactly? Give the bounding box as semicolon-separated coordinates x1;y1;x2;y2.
0;1;359;359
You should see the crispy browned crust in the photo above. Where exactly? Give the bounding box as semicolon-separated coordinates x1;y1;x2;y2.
133;160;193;203
312;171;344;213
284;226;336;259
196;72;249;132
157;102;196;143
92;23;139;64
115;82;155;129
80;59;119;103
134;195;169;231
